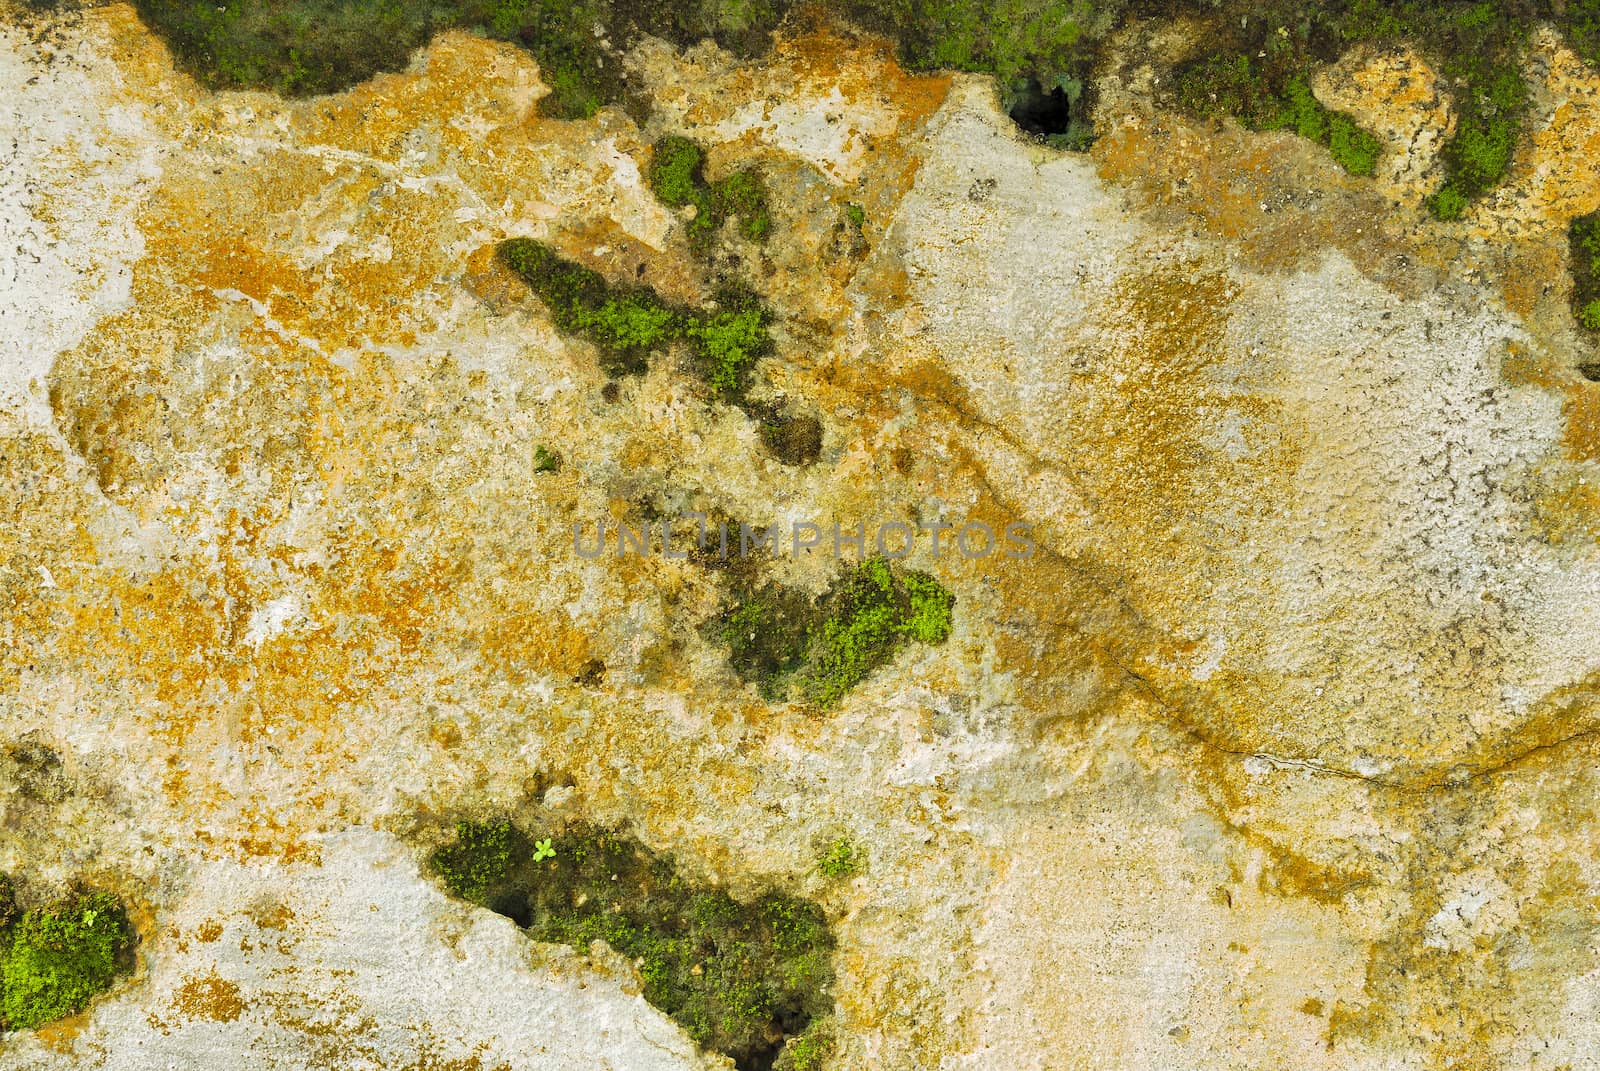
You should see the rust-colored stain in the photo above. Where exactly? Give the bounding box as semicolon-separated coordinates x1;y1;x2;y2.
172;970;248;1023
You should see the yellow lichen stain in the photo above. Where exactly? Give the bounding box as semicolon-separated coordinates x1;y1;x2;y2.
1499;239;1566;320
172;970;248;1023
1561;381;1600;461
195;919;224;943
1066;261;1288;609
241;896;296;928
1531;471;1600;547
1093;117;1409;286
1332;850;1600;1069
1254;845;1374;907
1499;340;1567;389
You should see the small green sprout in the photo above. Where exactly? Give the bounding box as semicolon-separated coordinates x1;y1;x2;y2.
533;445;562;473
532;838;556;862
816;838;861;878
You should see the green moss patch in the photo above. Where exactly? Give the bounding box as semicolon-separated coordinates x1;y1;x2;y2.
815;839;861;878
429;822;835;1071
499;238;791;411
647;137;773;253
1572;211;1600;334
500;238;683;377
706;557;955;706
122;0;1600;227
773;1017;835;1071
1171;16;1379;178
708;582;821;701
0;887;135;1032
1164;0;1555;215
533;444;563;472
683;286;773;395
713;169;773;241
430;818;522;902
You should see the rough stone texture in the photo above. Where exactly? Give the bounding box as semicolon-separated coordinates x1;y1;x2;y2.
7;3;1600;1069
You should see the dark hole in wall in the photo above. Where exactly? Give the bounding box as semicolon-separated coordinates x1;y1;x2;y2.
1008;82;1076;136
1003;72;1097;150
489;892;532;927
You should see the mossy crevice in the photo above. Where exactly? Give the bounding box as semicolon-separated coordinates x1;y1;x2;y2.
429;820;835;1071
838;0;1122;149
707;556;956;706
0;879;136;1033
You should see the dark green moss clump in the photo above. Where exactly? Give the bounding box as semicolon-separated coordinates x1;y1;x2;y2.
429;822;835;1071
1164;0;1557;215
1186;66;1379;176
713;169;773;242
0;887;135;1032
647;137;773;252
707;557;955;706
1573;212;1600;333
772;1018;835;1071
499;238;684;378
683;286;773;395
709;582;821;701
800;557;953;705
754;408;825;467
429;818;522;902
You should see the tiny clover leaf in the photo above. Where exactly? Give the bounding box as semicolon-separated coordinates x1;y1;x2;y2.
532;838;556;863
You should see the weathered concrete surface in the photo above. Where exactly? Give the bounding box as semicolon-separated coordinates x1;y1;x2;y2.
6;4;1600;1069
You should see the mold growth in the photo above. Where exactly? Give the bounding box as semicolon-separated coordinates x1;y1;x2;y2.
706;557;956;706
0;881;137;1032
429;821;836;1071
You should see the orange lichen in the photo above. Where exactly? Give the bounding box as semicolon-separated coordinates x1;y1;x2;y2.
172;970;247;1023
